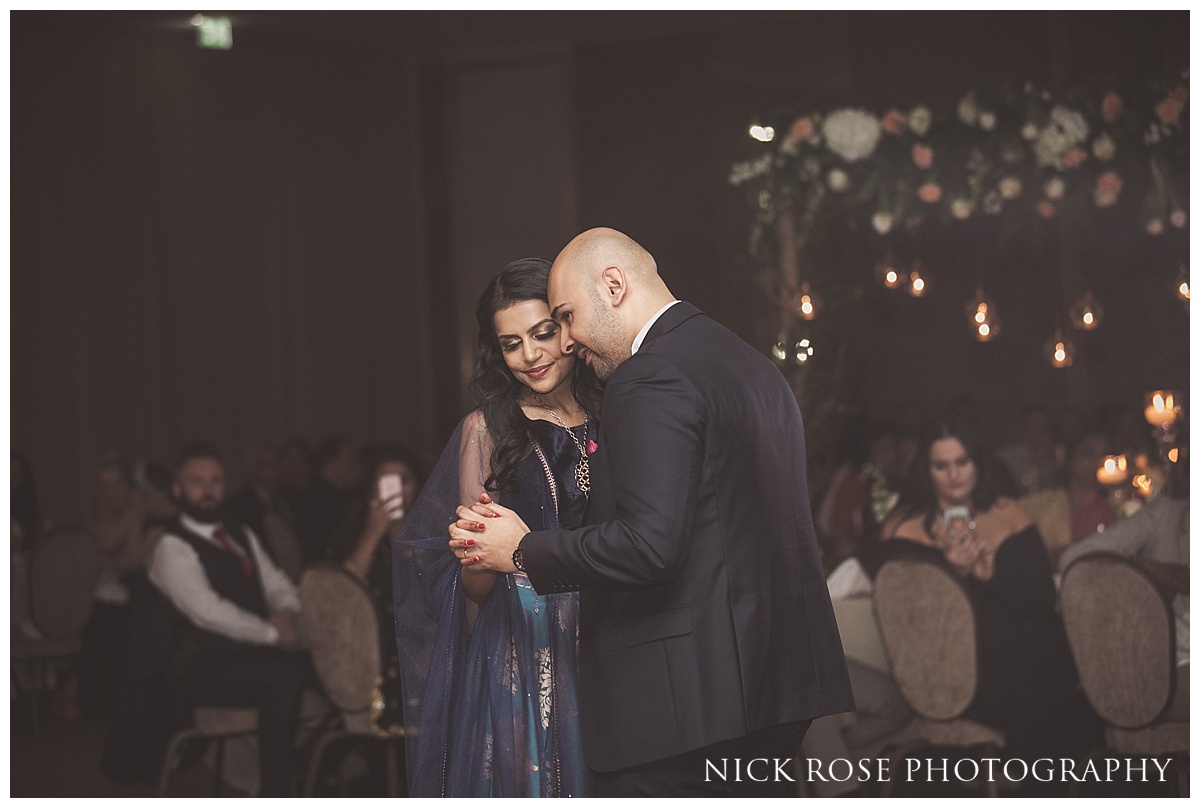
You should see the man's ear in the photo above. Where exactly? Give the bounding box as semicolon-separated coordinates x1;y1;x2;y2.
601;265;627;305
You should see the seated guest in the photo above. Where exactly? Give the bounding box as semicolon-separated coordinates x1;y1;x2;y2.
1058;456;1189;723
146;441;317;796
305;436;364;561
817;418;900;567
878;419;1102;780
1020;433;1118;566
80;455;172;718
327;444;424;733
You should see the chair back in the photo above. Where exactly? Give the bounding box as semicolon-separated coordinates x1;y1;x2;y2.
29;526;103;637
299;564;381;719
873;556;979;721
1059;553;1175;729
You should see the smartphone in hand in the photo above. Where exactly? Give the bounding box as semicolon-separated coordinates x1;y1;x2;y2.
377;473;406;520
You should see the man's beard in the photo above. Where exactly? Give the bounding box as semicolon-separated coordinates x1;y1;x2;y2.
584;290;632;381
179;497;225;524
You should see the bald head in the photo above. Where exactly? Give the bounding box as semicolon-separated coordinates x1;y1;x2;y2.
546;228;676;380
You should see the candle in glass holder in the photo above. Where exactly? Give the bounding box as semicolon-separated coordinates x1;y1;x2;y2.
1096;454;1129;486
1143;391;1179;427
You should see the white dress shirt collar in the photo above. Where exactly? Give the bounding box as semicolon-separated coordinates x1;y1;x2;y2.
180;513;222;539
631;300;681;355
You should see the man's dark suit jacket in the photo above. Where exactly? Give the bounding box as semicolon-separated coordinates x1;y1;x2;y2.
522;301;854;773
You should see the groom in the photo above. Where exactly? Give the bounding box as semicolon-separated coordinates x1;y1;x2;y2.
452;227;854;796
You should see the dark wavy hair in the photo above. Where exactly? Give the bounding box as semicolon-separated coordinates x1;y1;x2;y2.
468;257;603;494
885;418;1003;537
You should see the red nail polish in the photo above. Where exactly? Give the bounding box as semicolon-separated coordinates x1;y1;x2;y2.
466;539;476;546
471;556;480;563
477;522;486;530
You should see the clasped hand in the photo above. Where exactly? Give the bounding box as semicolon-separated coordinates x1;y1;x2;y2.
448;493;530;574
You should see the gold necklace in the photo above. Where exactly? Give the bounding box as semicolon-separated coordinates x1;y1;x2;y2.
530;393;590;495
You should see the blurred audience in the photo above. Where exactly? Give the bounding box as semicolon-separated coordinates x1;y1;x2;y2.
878;418;1102;778
11;452;44;640
328;444;425;733
304;436;364;562
816;417;901;568
996;404;1065;496
79;455;176;719
1019;432;1118;566
228;444;305;581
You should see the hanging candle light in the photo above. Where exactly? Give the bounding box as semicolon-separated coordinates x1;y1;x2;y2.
791;282;820;321
907;260;928;298
1043;328;1076;368
874;254;904;289
1069;291;1104;331
965;288;1001;342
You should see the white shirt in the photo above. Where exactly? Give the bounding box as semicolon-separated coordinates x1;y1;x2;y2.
148;514;301;646
631;300;681;355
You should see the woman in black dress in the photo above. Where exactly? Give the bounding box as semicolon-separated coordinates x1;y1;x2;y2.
878;419;1103;776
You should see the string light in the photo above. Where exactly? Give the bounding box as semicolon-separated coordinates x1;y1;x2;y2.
1178;264;1190;303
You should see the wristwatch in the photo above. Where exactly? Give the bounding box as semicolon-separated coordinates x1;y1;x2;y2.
512;544;526;573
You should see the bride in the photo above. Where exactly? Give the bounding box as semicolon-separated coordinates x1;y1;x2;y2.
393;257;601;797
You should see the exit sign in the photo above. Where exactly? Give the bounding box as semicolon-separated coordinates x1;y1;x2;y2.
196;16;232;50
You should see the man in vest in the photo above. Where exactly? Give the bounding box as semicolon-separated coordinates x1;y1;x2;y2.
147;441;316;796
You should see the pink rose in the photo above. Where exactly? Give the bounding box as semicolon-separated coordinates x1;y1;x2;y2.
881;109;906;136
912;143;934;169
1096;172;1122;195
917;182;942;204
790;117;815;142
1157;98;1183;126
1062;148;1087;169
1101;92;1123;123
1037;201;1058;219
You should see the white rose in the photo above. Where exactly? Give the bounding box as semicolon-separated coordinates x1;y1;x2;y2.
1043;177;1066;200
978;111;997;132
1092;133;1116;161
999;177;1023;199
821;109;882;163
871;212;894;235
950;198;974;220
908;106;932;137
827;168;850;192
957;92;980;127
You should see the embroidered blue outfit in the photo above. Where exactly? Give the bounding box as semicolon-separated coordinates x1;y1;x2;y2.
393;412;593;797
